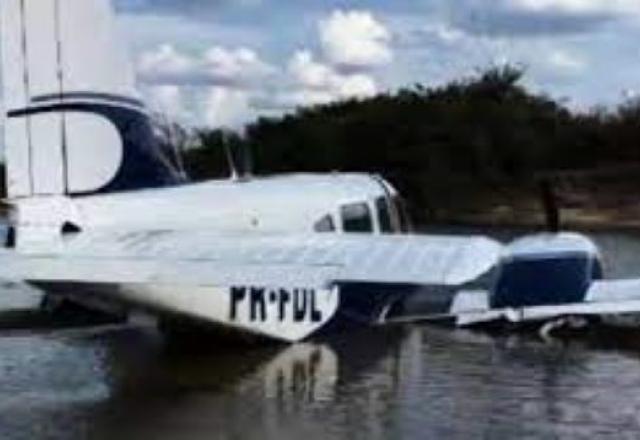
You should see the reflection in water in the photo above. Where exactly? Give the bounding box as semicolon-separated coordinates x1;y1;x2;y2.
2;323;640;439
261;343;338;402
2;230;640;438
88;327;406;440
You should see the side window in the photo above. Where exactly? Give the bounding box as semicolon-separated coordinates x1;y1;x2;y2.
314;215;335;233
341;203;373;233
376;197;393;234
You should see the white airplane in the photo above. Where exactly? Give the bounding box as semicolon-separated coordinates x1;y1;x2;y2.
2;0;640;344
0;0;503;342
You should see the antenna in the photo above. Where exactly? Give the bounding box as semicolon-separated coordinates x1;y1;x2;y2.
223;132;240;181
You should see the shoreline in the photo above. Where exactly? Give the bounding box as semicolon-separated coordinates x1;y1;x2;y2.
420;208;640;235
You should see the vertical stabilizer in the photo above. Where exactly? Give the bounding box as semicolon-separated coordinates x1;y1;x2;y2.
1;0;183;199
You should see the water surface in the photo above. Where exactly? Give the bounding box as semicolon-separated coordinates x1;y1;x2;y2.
2;230;640;439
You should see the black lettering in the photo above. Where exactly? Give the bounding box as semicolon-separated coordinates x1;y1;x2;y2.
293;289;308;322
310;290;322;323
230;287;246;321
250;288;267;322
279;289;291;321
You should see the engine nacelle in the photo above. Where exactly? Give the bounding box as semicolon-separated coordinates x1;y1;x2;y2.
491;233;603;309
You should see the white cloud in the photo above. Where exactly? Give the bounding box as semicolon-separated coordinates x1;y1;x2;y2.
286;50;377;106
337;74;377;97
547;49;587;74
203;46;273;82
138;44;273;86
144;84;187;117
423;23;467;44
288;50;337;91
138;44;195;83
204;87;253;129
319;10;393;70
452;0;640;36
133;10;391;127
136;46;380;126
511;0;640;15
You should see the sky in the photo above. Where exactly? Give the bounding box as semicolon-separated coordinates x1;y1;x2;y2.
112;0;640;129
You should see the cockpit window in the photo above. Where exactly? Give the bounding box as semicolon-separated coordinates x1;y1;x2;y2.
314;215;336;233
376;197;393;233
341;203;373;233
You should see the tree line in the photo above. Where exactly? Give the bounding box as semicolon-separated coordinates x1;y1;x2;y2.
183;66;640;222
2;66;640;223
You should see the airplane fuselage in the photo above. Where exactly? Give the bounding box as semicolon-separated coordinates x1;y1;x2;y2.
9;173;409;250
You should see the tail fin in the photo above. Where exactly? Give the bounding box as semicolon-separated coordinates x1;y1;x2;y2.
1;0;183;199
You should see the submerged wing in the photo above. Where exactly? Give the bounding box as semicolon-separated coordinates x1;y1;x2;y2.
450;279;640;327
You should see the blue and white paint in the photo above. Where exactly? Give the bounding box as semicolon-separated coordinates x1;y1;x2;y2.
3;0;640;344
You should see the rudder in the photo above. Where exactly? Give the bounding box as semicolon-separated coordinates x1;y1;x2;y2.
1;0;183;199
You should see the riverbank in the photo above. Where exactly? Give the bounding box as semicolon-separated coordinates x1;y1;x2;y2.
419;178;640;233
432;206;640;234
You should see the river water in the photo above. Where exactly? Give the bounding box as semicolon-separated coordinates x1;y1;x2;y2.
2;230;640;439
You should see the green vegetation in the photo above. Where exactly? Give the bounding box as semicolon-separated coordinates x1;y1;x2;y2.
1;67;639;227
184;66;640;226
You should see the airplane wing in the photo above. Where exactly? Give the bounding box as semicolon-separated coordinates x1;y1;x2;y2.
0;230;502;342
448;279;640;328
0;229;502;287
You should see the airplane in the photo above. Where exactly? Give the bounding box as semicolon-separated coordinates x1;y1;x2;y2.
2;0;640;344
0;0;503;343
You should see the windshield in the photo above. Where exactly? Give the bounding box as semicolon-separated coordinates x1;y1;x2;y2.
341;203;373;233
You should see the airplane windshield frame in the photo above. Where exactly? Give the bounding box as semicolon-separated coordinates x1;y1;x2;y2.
376;197;394;234
394;196;412;233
